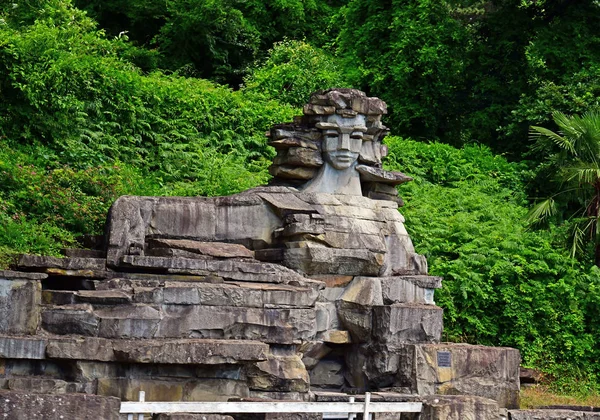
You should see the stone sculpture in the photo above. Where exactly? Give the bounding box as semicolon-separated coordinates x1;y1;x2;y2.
0;89;521;420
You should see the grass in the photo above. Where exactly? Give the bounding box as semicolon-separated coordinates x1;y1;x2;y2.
521;385;600;409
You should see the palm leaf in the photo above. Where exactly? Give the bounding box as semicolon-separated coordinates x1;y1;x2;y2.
526;198;556;225
529;125;576;155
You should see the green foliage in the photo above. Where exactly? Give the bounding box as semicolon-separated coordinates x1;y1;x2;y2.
527;111;600;264
74;0;343;84
337;0;470;143
243;39;349;107
387;137;600;390
0;0;296;176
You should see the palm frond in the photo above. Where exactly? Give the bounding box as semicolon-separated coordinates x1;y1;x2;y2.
529;125;576;155
526;198;556;225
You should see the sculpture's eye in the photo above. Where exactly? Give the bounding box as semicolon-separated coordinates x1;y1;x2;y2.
351;132;364;140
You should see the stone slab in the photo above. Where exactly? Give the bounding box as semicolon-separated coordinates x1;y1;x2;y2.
148;239;255;259
0;278;41;334
112;339;269;364
17;254;106;271
421;395;499;420
414;343;521;409
0;336;46;359
97;377;249;402
0;270;47;280
373;304;443;344
0;390;120;420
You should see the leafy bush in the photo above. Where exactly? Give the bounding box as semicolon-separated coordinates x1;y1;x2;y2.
387;137;600;392
243;39;349;107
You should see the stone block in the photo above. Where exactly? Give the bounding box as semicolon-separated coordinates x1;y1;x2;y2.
508;410;592;420
149;239;255;259
373;304;443;344
0;278;41;334
421;395;499;420
17;254;106;271
0;390;120;420
414;343;521;409
341;277;383;306
42;305;99;336
309;360;345;388
46;337;115;361
154;415;234;420
0;336;46;359
156;306;316;344
96;305;162;338
316;330;351;344
284;247;384;276
269;165;318;180
112;339;268;364
337;301;373;343
0;270;47;280
273;147;324;167
380;276;442;305
7;377;69;394
299;341;332;369
247;354;310;392
97;378;249;402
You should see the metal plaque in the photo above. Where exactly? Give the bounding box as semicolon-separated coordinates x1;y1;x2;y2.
437;351;451;368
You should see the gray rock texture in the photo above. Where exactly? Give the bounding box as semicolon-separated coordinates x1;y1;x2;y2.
0;390;121;420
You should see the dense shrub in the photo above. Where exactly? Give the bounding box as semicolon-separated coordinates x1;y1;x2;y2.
387;137;600;391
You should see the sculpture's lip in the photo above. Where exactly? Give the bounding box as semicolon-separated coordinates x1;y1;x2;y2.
334;153;358;161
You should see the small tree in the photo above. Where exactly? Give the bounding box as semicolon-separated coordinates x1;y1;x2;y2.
528;110;600;265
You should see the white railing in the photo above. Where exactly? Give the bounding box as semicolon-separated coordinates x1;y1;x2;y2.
121;391;423;420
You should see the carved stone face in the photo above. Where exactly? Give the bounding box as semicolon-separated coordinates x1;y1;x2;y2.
319;115;367;170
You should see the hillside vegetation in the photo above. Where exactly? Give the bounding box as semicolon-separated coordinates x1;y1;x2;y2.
2;0;600;394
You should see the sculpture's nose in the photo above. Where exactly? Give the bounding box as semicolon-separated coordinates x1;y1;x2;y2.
339;133;351;150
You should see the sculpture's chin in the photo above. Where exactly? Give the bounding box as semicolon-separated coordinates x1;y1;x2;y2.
328;155;358;170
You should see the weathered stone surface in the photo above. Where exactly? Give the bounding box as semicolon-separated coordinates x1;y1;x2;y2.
340;277;384;306
247;354;310;392
105;194;282;266
508;410;596;420
121;256;320;289
18;254;106;271
46;337;115;361
62;248;106;258
148;239;255;259
269;137;319;150
284;246;384;276
0;390;120;420
299;341;332;369
96;305;162;338
414;343;521;409
7;377;69;394
154;415;234;420
157;306;316;344
77;289;133;304
41;305;96;336
0;336;46;359
309;360;345;388
0;270;47;280
356;165;412;185
269;165;318;180
97;377;249;402
112;339;269;364
274;147;324;167
337;301;373;343
421;395;499;420
317;330;351;344
0;279;41;334
373;304;443;344
310;275;354;288
157;282;318;308
380;276;442;305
